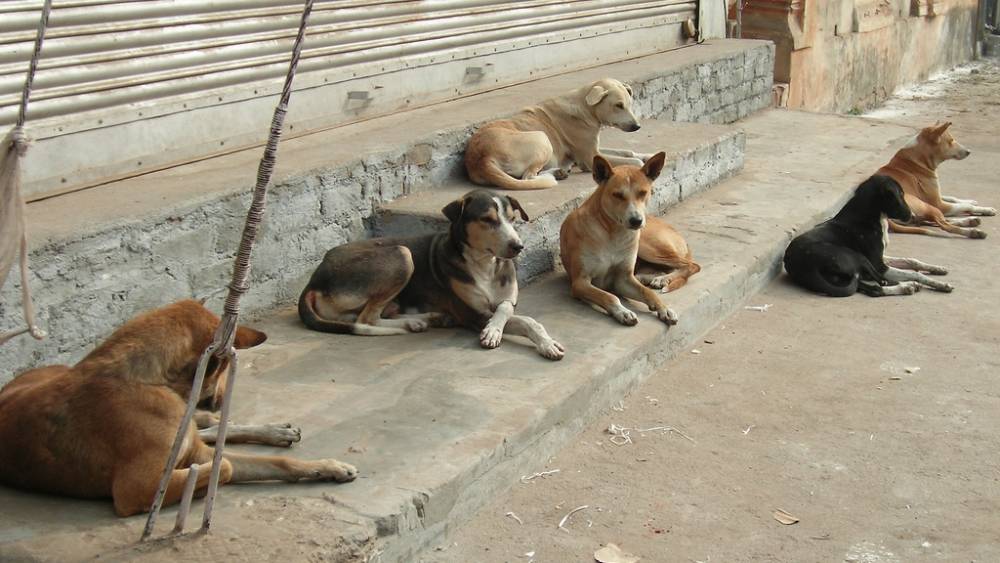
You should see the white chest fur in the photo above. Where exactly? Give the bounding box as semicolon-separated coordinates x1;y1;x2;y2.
458;254;518;312
880;215;889;251
580;230;638;287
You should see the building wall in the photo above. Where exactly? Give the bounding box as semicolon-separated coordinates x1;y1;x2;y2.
738;0;978;112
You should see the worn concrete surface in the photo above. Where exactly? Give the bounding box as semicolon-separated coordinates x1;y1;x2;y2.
377;121;745;282
426;60;1000;563
0;109;919;563
1;40;774;382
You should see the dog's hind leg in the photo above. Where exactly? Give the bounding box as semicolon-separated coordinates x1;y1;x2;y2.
858;280;921;297
884;256;948;275
930;217;981;227
942;195;978;205
111;441;232;517
505;315;565;360
941;201;997;216
884;266;953;293
199;423;302;447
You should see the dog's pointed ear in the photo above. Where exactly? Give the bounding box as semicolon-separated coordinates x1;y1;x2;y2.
585;85;609;106
623;82;633;97
506;196;529;221
641;151;667;181
592;155;613;185
442;197;466;222
234;325;267;349
931;121;952;137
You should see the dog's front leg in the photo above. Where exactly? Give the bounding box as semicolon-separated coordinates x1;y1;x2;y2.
884;256;948;275
615;275;678;325
222;451;357;483
505;315;565;360
942;200;997;216
942;195;978;205
601;147;655;164
199;423;302;447
571;277;637;326
883;265;953;293
480;300;514;349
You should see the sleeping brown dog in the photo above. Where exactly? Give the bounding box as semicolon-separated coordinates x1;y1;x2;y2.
0;300;357;517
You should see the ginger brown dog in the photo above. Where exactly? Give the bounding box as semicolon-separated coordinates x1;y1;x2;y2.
560;153;679;326
0;300;357;517
879;122;994;239
465;78;652;190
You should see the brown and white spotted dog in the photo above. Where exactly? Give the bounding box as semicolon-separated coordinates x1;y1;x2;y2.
298;189;565;360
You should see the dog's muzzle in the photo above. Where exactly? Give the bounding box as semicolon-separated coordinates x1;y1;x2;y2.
508;241;525;256
627;216;645;230
625;123;641;132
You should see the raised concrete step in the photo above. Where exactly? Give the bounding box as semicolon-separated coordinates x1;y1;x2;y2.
377;120;745;282
0;110;921;562
1;39;774;380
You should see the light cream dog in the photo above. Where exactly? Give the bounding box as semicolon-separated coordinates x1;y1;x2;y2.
465;78;652;190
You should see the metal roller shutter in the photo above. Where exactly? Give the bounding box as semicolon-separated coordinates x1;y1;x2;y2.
1;0;698;200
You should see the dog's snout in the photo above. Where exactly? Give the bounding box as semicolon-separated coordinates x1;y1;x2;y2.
628;216;644;229
959;149;971;159
509;241;525;255
627;123;641;132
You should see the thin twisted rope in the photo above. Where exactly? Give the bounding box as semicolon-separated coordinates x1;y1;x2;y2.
141;0;315;540
0;0;51;345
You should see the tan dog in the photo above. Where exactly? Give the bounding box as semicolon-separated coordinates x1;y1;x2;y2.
879;122;994;239
560;153;679;326
465;78;652;190
635;215;701;292
0;300;357;517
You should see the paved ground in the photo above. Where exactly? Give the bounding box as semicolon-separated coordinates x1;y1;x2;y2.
428;60;1000;563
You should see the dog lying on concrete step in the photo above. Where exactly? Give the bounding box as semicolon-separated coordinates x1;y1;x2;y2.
299;189;565;360
465;78;652;190
783;175;953;297
560;152;680;326
635;215;701;293
0;300;357;517
880;121;994;239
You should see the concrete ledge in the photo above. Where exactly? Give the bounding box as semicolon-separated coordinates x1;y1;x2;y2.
0;111;918;562
1;39;774;380
376;120;745;282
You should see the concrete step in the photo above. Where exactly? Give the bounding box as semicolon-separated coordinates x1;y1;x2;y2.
376;120;745;282
1;39;775;381
0;110;921;562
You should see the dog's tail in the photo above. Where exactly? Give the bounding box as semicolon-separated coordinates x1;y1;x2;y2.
473;159;558;191
298;290;405;336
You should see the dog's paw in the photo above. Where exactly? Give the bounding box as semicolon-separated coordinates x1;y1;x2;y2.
612;308;639;326
645;275;669;291
537;339;566;361
480;326;503;348
405;319;429;332
263;423;302;447
930;281;954;293
975;207;997;216
970;228;988;239
900;281;922;295
310;459;358;483
553;169;570;180
656;307;679;325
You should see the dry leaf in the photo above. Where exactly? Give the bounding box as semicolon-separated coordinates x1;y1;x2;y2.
773;508;799;525
594;543;640;563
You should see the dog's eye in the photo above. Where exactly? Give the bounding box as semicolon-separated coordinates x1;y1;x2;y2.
637;191;649;199
480;216;500;226
615;102;625;109
612;192;626;200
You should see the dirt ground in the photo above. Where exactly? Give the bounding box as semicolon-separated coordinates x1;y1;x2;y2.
427;60;1000;563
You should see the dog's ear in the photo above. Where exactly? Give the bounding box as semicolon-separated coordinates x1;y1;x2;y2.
234;325;267;349
931;121;952;138
586;85;609;106
506;196;529;221
592;155;613;184
623;82;633;97
442;197;466;223
640;151;667;181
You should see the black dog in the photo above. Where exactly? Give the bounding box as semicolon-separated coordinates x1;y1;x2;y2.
783;175;952;297
298;189;565;359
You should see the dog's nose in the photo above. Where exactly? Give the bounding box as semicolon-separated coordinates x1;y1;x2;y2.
509;242;524;255
628;123;641;132
628;216;644;229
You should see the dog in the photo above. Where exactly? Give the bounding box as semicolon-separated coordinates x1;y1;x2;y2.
298;189;565;360
464;78;652;190
559;152;679;326
879;121;994;239
635;215;701;292
0;300;358;517
783;175;953;297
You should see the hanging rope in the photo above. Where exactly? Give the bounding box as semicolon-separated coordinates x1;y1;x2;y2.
0;0;51;345
140;0;315;541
